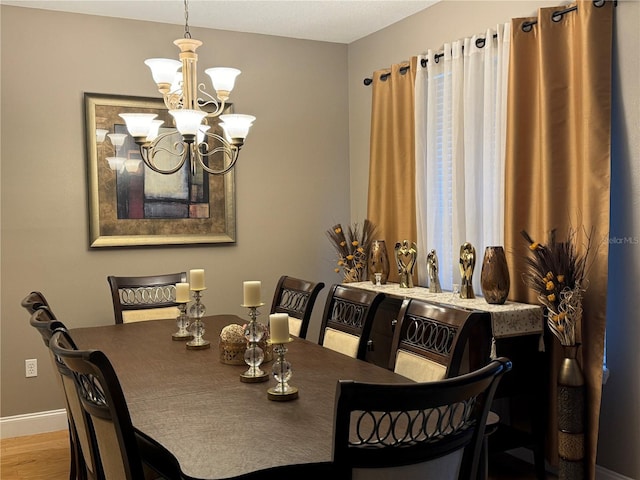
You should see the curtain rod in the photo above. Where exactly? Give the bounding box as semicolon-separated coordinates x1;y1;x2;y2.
363;0;613;86
363;35;495;86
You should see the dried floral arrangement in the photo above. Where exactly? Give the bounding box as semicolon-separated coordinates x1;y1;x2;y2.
327;219;377;283
521;228;594;346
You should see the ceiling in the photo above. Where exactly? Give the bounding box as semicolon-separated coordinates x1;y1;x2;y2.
1;0;439;44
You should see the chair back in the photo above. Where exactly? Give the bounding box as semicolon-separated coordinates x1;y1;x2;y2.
270;276;325;339
48;327;104;480
107;272;187;324
389;298;492;382
332;357;512;480
51;330;148;480
21;290;55;317
318;285;385;360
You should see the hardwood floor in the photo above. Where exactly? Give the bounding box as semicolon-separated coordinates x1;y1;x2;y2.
0;430;70;480
0;430;556;479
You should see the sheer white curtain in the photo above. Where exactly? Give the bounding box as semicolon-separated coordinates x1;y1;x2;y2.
415;24;510;292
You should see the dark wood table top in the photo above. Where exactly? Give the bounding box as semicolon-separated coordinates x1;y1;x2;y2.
71;315;409;480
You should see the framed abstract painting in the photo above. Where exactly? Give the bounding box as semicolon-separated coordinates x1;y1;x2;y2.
84;92;235;247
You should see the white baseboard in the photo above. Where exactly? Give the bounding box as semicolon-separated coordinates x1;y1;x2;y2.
595;465;636;480
0;409;68;439
507;448;634;480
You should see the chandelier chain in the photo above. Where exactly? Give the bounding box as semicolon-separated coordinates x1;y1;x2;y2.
183;0;191;39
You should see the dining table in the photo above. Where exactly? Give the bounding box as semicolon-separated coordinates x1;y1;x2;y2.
70;314;410;480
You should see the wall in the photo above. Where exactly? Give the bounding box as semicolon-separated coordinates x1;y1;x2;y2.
347;1;640;478
1;6;348;417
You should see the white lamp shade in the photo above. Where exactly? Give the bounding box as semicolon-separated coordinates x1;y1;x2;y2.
106;157;126;171
119;113;157;137
96;128;108;143
169;109;207;136
146;120;165;142
197;125;211;144
205;67;241;93
124;159;143;174
219;114;255;140
144;58;182;85
107;133;128;147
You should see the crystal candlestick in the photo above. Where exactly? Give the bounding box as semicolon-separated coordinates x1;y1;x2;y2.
267;339;298;401
186;290;210;350
240;304;269;383
172;303;192;340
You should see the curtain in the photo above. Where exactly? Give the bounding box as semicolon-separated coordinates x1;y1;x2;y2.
504;1;614;477
367;61;417;284
415;25;510;290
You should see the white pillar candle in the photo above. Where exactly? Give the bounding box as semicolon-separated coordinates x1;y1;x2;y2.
269;313;290;343
243;280;262;306
189;269;205;290
176;282;190;303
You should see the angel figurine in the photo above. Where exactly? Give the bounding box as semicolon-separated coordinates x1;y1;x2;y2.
395;240;417;288
426;249;442;293
459;242;476;298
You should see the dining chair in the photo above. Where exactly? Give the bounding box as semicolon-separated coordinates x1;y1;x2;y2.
331;357;512;480
388;298;497;480
318;284;385;360
388;298;492;382
27;307;95;480
50;329;182;480
107;272;187;324
270;275;325;339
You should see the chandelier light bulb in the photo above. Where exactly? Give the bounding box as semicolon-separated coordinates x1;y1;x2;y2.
146;120;165;142
219;114;255;142
107;133;128;147
106;156;126;171
144;58;182;89
119;113;158;140
169;109;208;139
205;67;241;100
96;128;108;143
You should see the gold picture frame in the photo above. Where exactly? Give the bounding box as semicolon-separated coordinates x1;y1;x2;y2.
85;92;236;248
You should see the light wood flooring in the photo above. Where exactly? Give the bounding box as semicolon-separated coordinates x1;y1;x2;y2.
0;430;555;479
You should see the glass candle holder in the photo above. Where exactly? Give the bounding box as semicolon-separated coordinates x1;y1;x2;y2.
240;304;269;383
172;303;192;340
186;289;210;350
267;339;298;401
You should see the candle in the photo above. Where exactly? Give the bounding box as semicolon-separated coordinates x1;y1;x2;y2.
190;269;205;290
243;280;262;306
176;282;190;303
269;313;290;343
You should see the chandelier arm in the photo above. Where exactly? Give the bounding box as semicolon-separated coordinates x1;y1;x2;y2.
138;131;189;174
196;85;225;117
194;132;240;176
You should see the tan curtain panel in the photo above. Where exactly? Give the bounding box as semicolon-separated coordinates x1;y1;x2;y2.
504;1;614;478
367;60;417;284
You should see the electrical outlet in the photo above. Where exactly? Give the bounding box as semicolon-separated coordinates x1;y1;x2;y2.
25;358;38;378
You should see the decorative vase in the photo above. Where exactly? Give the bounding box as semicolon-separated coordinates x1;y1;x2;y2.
480;246;510;304
557;344;585;480
368;240;390;285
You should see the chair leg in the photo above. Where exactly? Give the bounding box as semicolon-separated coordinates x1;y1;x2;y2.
68;423;76;480
477;434;489;480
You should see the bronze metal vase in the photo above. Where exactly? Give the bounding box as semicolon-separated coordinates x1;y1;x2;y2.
480;246;510;304
368;240;390;285
558;344;585;479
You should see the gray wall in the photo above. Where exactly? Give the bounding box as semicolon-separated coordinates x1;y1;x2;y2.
347;1;640;478
1;5;347;415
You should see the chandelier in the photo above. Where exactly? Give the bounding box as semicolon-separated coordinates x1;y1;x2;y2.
118;0;255;176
